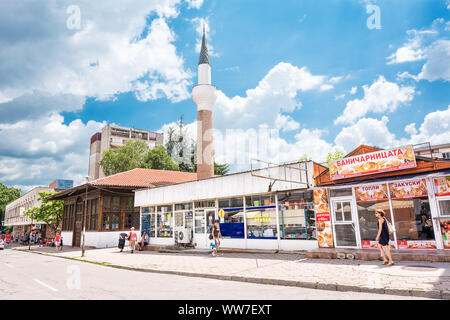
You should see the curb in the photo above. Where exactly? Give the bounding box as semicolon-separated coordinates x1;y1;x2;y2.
13;248;446;300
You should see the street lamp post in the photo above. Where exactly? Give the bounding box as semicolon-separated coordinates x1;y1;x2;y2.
81;176;89;257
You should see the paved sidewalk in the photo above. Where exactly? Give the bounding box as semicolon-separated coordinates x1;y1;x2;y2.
13;245;450;299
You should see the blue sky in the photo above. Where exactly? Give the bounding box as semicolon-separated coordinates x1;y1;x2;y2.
0;0;449;191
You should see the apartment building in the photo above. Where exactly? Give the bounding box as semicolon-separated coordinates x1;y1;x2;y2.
4;179;73;239
88;124;164;181
414;143;450;160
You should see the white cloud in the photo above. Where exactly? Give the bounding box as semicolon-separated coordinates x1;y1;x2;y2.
334;76;415;125
389;19;450;82
349;86;357;95
214;62;334;130
406;105;450;145
404;122;418;135
275;114;300;132
417;40;450;81
0;113;105;187
334;94;345;100
185;0;204;9
0;1;192;103
334;116;399;152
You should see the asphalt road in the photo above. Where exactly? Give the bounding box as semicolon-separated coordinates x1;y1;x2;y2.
0;248;431;300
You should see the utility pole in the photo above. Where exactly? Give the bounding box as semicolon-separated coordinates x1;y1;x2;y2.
81;177;89;257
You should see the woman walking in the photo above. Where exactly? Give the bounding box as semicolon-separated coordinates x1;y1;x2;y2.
375;209;394;266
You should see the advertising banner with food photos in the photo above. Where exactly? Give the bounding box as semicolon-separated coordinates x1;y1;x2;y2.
329;146;416;180
397;241;437;249
389;179;428;199
434;176;450;197
361;241;395;249
440;220;450;249
313;189;333;248
355;184;388;202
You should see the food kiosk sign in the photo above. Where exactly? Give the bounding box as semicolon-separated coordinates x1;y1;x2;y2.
329;146;416;180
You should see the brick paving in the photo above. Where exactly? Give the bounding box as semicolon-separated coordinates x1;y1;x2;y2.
13;245;450;299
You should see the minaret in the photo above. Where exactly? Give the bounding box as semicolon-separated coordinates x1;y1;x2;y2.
192;26;217;180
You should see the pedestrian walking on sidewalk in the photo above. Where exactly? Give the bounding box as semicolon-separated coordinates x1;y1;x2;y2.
128;227;137;253
118;233;127;252
55;232;61;251
375;209;394;266
211;220;223;257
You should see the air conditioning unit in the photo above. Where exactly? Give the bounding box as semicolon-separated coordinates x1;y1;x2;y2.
175;227;192;244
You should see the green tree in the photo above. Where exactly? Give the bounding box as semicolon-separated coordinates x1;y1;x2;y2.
0;183;21;232
24;191;63;234
324;150;346;167
299;154;312;162
214;163;230;176
100;139;148;176
144;146;179;171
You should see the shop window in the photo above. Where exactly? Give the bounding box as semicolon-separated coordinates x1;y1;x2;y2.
111;214;120;230
175;203;193;211
112;197;121;211
391;198;435;241
126;197;134;211
357;201;394;243
278;191;316;240
103;197;111;211
102;215;110;230
219;197;243;208
185;211;193;229
125;212;139;229
89;199;98;231
195;200;215;208
438;199;450;216
218;208;244;238
245;195;275;207
175;212;183;227
329;188;353;198
246;208;277;239
157;205;172;238
194;210;205;234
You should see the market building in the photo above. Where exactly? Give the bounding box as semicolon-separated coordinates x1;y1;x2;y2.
49;168;197;248
4;179;73;241
312;144;450;255
135;161;320;251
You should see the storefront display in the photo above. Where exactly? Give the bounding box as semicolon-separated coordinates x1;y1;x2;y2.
313;188;333;248
157;205;172;238
246;207;277;239
219;197;245;239
355;184;395;248
440;220;450;249
329;145;416;180
278;191;316;240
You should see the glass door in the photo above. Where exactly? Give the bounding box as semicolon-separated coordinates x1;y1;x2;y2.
331;197;360;248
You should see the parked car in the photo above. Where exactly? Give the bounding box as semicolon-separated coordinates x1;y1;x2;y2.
0;238;4;250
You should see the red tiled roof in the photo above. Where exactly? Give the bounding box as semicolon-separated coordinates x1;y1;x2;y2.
89;168;197;188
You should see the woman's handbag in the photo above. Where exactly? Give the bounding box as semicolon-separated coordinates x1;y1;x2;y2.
386;219;395;236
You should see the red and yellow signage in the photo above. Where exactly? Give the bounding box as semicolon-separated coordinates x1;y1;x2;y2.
355;184;388;202
434;176;450;197
329;146;416;180
389;179;427;199
313;189;333;248
397;241;437;250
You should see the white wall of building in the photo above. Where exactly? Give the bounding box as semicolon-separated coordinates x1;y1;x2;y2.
135;162;314;207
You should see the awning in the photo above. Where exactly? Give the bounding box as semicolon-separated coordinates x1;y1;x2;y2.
319;170;448;189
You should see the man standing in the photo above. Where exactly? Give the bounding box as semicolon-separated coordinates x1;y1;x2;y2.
128;227;137;253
